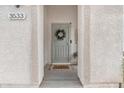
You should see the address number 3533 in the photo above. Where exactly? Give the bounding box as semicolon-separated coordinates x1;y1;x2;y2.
8;12;26;20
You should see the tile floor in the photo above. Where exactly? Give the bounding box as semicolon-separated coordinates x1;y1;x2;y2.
40;65;82;88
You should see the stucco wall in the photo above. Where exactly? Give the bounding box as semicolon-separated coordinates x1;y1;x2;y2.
90;6;123;83
123;6;124;51
78;5;85;84
44;5;77;65
0;5;123;87
0;6;32;84
37;6;44;85
78;6;123;87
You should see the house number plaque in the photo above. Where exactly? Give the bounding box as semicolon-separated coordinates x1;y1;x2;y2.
8;12;26;20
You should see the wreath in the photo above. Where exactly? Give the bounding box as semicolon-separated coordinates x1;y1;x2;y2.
55;29;66;40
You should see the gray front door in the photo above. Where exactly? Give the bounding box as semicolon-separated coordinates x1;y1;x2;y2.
52;23;70;63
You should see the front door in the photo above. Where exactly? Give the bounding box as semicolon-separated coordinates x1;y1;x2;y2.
52;23;70;63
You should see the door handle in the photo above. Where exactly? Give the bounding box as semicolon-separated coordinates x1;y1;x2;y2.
70;40;72;44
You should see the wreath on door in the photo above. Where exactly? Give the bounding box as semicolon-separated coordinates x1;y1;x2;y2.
55;29;66;40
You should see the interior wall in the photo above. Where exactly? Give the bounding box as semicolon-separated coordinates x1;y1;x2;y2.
0;5;32;84
44;5;78;65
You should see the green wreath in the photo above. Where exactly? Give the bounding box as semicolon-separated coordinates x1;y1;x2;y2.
55;29;66;40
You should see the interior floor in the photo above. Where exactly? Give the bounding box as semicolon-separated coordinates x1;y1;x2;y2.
40;64;82;88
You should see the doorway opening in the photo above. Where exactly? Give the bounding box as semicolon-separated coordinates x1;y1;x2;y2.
40;5;82;88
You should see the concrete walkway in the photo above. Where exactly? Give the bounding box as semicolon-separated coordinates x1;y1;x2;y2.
40;65;82;88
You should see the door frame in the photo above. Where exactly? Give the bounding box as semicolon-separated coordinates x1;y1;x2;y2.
37;5;84;86
51;23;71;64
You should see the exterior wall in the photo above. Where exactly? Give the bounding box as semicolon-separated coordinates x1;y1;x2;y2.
44;5;77;65
78;5;91;85
31;5;44;86
37;6;44;85
90;6;123;83
0;5;44;87
0;5;123;87
123;6;124;51
78;5;123;87
0;5;32;84
78;5;85;84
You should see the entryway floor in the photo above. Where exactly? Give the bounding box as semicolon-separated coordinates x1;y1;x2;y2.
40;64;82;88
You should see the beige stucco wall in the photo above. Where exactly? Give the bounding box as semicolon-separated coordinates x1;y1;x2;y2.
90;6;123;83
0;5;123;87
37;6;44;85
78;5;123;87
0;6;32;84
0;5;44;87
78;5;85;84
